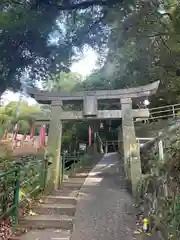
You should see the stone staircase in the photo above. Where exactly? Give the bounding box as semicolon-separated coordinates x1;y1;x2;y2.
9;168;93;240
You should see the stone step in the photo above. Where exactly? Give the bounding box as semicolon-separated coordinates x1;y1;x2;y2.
63;179;84;184
44;195;77;205
22;229;70;240
31;203;76;216
19;215;73;230
72;173;89;178
61;184;82;191
10;229;71;240
75;169;91;174
63;177;87;183
52;189;78;197
62;181;84;189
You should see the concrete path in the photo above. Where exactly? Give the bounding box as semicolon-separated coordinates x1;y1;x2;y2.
71;153;137;240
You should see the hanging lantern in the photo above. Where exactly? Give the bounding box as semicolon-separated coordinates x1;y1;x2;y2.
143;99;150;106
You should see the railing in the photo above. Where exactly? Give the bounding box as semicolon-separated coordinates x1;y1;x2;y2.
0;154;48;230
149;103;180;120
62;151;90;180
18;154;48;202
134;103;180;123
0;167;20;230
62;153;78;177
136;137;153;147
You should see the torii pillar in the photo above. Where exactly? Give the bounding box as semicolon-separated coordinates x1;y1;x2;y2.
121;98;141;195
46;101;63;190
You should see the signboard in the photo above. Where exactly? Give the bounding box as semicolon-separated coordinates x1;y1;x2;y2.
79;143;86;151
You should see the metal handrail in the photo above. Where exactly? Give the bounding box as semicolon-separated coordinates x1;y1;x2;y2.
134;103;180;123
0;166;20;230
149;103;180;120
150;102;180;110
62;151;86;179
0;155;48;231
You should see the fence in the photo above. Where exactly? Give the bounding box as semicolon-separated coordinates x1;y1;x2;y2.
61;151;90;180
149;103;180;120
0;167;20;230
0;146;92;231
134;103;180;124
0;154;48;230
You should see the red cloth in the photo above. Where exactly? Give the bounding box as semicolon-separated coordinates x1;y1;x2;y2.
38;125;46;147
89;126;92;146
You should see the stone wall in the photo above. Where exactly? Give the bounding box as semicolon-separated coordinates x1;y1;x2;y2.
137;123;180;239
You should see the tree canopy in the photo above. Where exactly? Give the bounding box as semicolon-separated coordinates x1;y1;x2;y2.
42;72;83;92
2;0;180;108
0;0;136;94
84;1;180;106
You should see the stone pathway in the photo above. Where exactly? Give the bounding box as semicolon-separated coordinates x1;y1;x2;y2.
71;153;137;240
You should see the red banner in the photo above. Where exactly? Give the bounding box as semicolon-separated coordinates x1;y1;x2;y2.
89;126;92;146
38;125;46;147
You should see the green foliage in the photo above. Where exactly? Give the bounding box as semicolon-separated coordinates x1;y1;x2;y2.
0;101;40;134
138;127;180;238
2;0;180;109
83;69;113;90
165;130;180;184
84;1;180;107
0;0;137;94
43;72;83;92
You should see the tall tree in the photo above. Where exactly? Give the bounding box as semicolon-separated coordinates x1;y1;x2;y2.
0;0;136;94
43;72;83;92
0;101;40;134
84;1;180;106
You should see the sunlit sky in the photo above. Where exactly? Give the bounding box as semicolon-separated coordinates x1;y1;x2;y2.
2;48;98;106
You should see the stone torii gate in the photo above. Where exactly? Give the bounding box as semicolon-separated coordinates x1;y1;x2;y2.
27;81;159;195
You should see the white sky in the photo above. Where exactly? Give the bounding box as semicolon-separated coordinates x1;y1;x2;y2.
71;48;98;77
2;48;98;106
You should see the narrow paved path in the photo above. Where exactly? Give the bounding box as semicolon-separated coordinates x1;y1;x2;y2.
71;153;137;240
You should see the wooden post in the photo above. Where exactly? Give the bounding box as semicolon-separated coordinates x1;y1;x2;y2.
93;121;98;155
158;132;164;162
172;105;175;118
46;101;63;190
